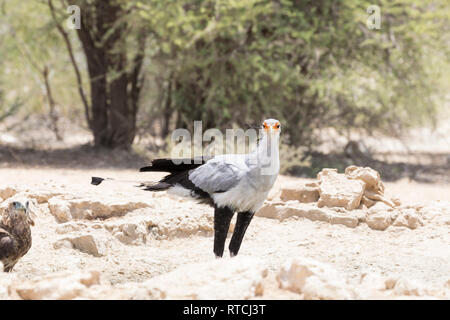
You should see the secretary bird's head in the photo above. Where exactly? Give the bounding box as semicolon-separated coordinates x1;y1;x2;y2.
262;119;281;136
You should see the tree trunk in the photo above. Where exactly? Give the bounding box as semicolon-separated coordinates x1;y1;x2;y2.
43;66;62;141
54;0;145;149
161;75;173;138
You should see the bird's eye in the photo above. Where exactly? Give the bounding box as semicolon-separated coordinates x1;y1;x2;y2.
263;123;268;129
276;124;280;129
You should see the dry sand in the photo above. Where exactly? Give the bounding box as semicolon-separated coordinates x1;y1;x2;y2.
0;167;448;299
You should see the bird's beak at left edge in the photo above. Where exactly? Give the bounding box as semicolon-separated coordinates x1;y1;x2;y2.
25;201;35;226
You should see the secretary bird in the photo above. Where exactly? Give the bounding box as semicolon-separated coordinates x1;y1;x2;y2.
92;119;281;257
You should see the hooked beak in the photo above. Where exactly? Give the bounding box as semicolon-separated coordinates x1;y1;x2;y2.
26;202;35;226
16;201;35;226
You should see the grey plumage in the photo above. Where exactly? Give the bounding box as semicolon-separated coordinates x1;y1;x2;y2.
189;157;243;194
91;118;281;257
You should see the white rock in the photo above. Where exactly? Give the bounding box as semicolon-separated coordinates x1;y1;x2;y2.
280;182;319;203
392;278;426;296
105;220;147;245
48;196;150;222
0;186;17;200
0;270;17;299
414;201;450;225
393;209;424;229
317;169;365;210
256;202;287;220
24;189;63;204
142;257;268;300
11;270;101;300
364;190;396;207
360;273;387;290
366;211;392;231
267;187;282;201
149;213;213;239
53;239;73;250
345;166;383;193
54;233;106;257
277;257;354;299
55;221;89;234
258;202;334;223
354;273;390;299
368;201;393;214
330;213;359;228
361;196;377;208
48;198;72;222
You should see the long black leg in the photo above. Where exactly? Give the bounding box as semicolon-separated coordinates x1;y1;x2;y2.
229;211;254;257
213;205;235;258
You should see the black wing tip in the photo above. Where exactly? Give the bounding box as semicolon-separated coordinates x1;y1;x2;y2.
140;157;211;173
91;177;105;186
140;182;171;191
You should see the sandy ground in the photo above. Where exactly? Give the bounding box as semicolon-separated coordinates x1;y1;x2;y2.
1;166;448;299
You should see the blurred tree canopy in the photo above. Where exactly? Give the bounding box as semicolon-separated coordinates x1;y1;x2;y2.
139;0;449;148
0;0;449;149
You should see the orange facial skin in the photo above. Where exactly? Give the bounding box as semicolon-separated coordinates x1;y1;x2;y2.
263;121;281;132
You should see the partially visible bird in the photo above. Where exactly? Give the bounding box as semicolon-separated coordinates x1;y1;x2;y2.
92;118;281;258
0;200;34;272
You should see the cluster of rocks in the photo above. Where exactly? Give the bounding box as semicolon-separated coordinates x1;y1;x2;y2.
258;166;430;231
2;256;448;300
51;205;215;257
0;185;217;258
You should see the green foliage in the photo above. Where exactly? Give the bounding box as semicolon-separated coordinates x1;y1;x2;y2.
138;0;449;147
0;0;86;119
0;84;23;122
0;0;448;149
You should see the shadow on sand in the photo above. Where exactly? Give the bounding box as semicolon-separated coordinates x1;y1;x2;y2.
0;144;150;170
0;144;448;184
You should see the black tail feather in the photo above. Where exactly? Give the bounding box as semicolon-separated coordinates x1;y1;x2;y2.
139;157;211;173
139;182;171;191
91;177;105;185
92;157;212;203
141;158;211;200
91;176;157;187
